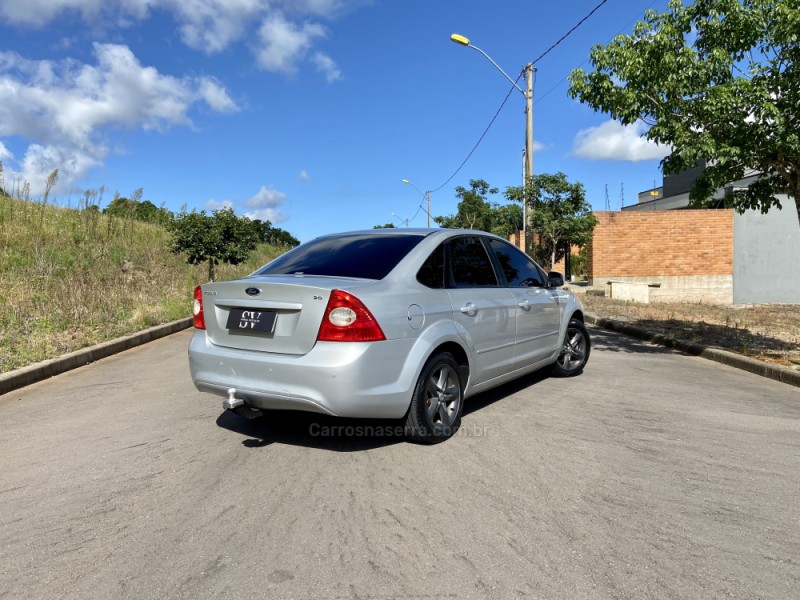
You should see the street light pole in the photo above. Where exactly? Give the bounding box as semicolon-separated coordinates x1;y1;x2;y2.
451;33;535;256
402;179;431;227
390;212;410;227
426;189;431;227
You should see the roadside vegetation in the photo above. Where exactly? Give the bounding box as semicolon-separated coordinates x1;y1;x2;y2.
581;294;800;369
0;192;286;373
569;0;800;221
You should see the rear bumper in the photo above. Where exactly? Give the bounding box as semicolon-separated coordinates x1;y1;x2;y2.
188;331;418;419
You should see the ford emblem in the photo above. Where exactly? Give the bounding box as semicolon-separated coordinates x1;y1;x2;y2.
245;287;261;297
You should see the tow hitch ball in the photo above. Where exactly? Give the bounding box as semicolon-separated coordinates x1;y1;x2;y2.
223;388;263;420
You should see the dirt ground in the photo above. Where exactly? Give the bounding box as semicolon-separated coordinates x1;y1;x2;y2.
576;290;800;370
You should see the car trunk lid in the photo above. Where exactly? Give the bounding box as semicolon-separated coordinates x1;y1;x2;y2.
200;276;368;355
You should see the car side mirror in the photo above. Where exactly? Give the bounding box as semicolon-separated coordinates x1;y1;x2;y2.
548;271;564;288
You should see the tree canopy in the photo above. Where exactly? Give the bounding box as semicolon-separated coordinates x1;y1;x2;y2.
568;0;800;222
167;208;260;281
104;191;172;225
435;179;523;239
251;219;300;248
506;173;597;270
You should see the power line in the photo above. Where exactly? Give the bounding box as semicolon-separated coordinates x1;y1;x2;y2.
405;202;424;225
532;0;611;65
424;0;655;201
429;72;523;194
533;0;664;105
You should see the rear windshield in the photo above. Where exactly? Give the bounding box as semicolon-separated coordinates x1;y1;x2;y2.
256;233;426;280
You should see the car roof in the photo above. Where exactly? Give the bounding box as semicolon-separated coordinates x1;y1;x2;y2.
307;228;507;242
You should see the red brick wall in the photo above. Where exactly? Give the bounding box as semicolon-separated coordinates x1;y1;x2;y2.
588;210;734;279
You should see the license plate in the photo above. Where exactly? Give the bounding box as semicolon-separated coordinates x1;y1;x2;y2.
226;308;277;334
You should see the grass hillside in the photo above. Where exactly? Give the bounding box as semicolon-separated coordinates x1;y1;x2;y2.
0;195;284;373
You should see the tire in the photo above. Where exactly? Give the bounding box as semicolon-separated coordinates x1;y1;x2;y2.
551;318;590;377
404;352;464;444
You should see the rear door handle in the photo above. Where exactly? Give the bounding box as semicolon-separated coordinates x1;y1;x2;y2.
460;303;477;316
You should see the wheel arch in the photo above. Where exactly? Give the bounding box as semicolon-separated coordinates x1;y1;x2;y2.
427;341;470;388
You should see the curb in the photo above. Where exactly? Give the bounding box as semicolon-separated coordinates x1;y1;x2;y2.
585;313;800;388
0;317;193;396
3;313;797;395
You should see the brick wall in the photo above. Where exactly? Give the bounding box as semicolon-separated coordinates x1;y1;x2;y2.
588;210;734;280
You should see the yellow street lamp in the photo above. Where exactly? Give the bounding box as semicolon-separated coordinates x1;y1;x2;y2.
451;32;535;255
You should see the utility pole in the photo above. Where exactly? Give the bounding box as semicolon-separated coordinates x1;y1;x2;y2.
450;34;536;255
524;63;535;257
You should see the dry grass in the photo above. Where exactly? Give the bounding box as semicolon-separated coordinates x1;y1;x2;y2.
581;293;800;368
0;195;283;372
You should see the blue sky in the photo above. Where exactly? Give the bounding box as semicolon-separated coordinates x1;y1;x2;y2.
0;0;671;242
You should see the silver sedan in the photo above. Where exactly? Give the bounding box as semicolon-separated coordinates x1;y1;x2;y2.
188;228;590;443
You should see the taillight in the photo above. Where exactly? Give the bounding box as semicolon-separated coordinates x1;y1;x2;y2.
317;290;385;342
193;285;206;329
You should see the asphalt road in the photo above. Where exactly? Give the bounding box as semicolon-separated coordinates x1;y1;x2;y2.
1;327;798;600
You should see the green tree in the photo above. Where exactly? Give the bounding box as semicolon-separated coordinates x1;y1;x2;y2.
270;227;300;248
435;179;522;237
489;202;524;240
570;246;589;278
134;200;173;224
167;208;260;281
104;195;138;218
568;0;800;222
104;195;172;224
251;219;300;247
373;223;397;229
506;173;598;270
436;179;496;231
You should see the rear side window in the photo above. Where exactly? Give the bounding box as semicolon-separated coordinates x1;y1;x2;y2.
417;243;445;288
257;234;425;280
447;237;499;287
488;238;545;287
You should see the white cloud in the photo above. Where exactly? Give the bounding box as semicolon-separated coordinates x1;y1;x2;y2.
204;198;235;211
255;12;326;74
166;0;264;53
198;78;239;113
16;144;101;194
0;141;12;162
311;52;342;83
0;43;238;193
571;120;670;162
0;0;353;80
298;169;310;182
0;0;104;26
243;185;288;223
